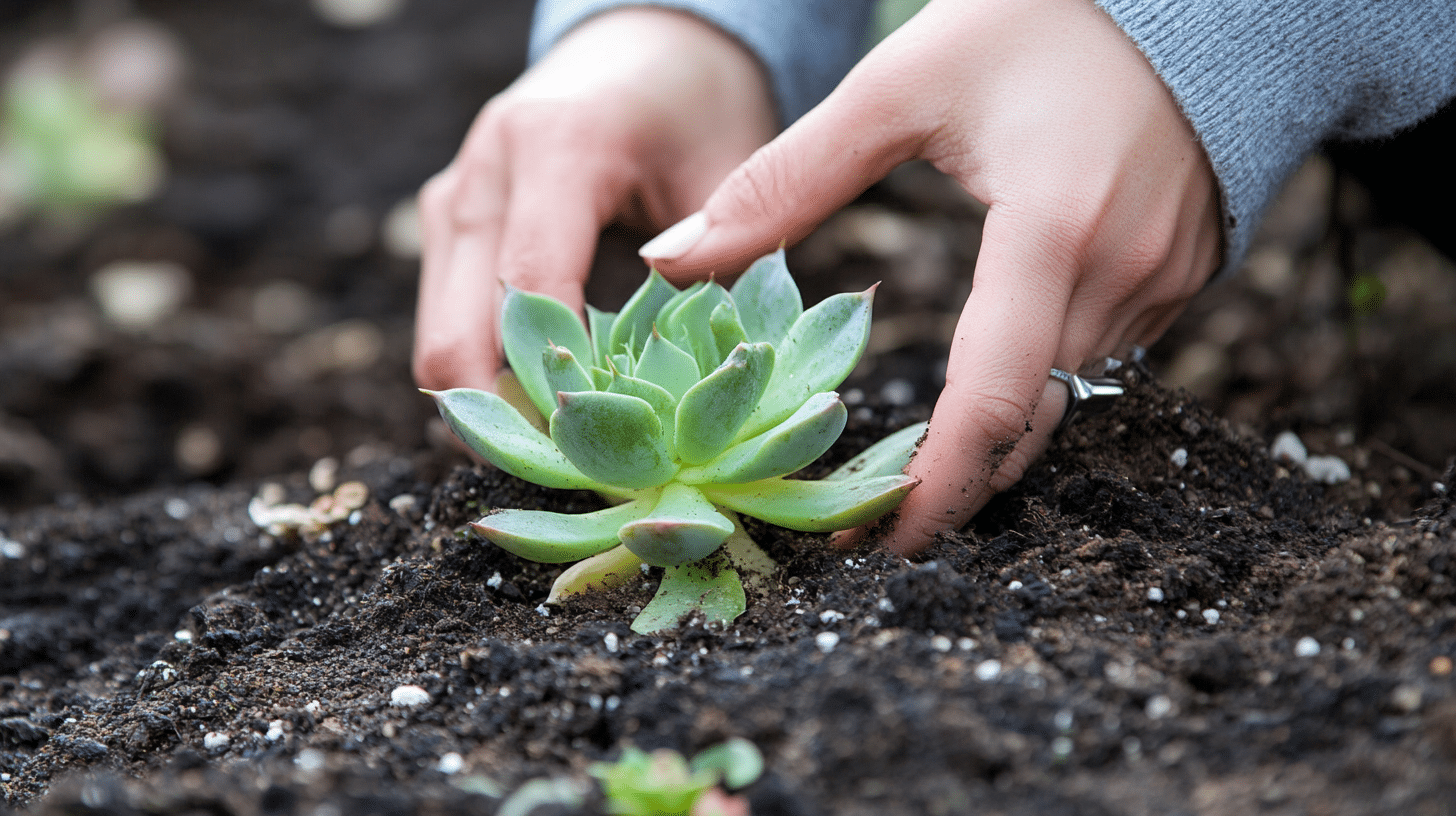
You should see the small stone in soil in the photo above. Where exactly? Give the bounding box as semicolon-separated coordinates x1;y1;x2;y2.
391;685;431;707
1294;637;1321;657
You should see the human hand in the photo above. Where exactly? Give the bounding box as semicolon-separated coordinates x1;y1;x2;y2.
639;0;1222;556
413;8;776;392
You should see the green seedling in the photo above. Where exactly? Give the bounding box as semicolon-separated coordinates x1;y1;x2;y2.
589;738;763;816
426;249;924;633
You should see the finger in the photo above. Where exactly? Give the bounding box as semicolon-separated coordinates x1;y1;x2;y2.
639;76;927;278
881;207;1083;556
414;157;510;391
496;114;634;315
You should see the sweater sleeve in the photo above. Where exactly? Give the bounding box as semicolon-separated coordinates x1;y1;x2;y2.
529;0;875;128
1096;1;1456;275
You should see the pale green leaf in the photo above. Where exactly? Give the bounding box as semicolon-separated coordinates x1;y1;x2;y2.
501;286;593;419
699;473;917;532
660;281;732;374
691;738;765;790
607;370;679;452
674;342;774;465
680;391;846;485
738;287;874;439
631;551;746;634
634;329;701;401
586;305;616;368
609;270;678;358
551;391;677;489
546;543;646;604
542;343;592;396
471;499;654;563
730;248;801;346
709;301;748;363
619;482;735;566
424;388;599;491
826;420;927;481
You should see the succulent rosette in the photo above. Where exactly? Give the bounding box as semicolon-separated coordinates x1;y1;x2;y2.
426;249;924;633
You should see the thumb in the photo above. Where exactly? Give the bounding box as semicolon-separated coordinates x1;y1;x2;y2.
639;81;926;278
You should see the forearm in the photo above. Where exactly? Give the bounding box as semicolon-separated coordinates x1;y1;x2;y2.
1098;0;1456;274
530;0;876;127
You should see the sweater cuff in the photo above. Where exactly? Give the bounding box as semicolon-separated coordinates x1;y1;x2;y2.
1097;0;1456;277
530;0;874;127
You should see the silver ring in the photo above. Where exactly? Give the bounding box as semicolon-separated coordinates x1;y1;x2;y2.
1049;368;1125;432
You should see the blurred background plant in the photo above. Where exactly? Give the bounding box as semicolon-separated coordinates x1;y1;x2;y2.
0;17;182;226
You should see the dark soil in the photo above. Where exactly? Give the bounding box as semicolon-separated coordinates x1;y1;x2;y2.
4;3;1456;815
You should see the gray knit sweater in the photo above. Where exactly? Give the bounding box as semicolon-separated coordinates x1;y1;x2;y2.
531;0;1456;274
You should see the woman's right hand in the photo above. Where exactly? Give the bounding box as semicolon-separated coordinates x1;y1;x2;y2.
413;7;778;392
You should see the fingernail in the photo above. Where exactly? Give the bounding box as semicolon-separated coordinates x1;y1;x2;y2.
639;211;707;260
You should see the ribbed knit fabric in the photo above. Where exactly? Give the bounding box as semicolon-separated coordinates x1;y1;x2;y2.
533;1;1456;276
1097;1;1456;274
529;0;874;128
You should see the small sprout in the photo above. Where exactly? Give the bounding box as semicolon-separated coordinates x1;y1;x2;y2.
590;738;763;816
428;249;923;633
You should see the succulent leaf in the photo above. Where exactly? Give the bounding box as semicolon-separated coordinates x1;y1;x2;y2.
610;352;635;377
589;366;612;390
542;343;593;396
618;483;735;566
700;473;918;532
827;420;928;481
660;281;733;374
631;550;746;634
546;543;646;604
501;286;593;419
424;388;602;492
609;269;677;359
607;371;679;453
730;247;801;346
471;499;654;564
680;391;846;485
633;330;701;401
738;287;874;439
674;342;774;465
709;301;749;363
551;391;677;489
586;304;617;366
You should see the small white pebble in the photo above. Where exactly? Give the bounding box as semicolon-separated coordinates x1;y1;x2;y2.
1302;455;1351;485
1145;695;1173;719
1294;636;1321;658
174;629;193;643
437;752;464;774
931;635;953;653
164;498;191;520
535;604;551;617
974;660;1002;682
203;732;230;750
388;494;417;515
1053;710;1074;731
1270;430;1308;464
1169;448;1188;469
877;597;895;612
1007;580;1024;591
1052;736;1073;758
879;378;915;406
486;572;503;589
1202;609;1220;625
815;632;840;653
819;609;846;624
1147;587;1165;603
390;684;431;707
1175;610;1187;620
957;637;976;651
294;748;326;772
0;536;25;559
1343;637;1356;651
266;720;285;742
603;633;619;653
304;700;322;714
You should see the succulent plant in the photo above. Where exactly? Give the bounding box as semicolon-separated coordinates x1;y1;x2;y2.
589;738;763;816
426;249;924;633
